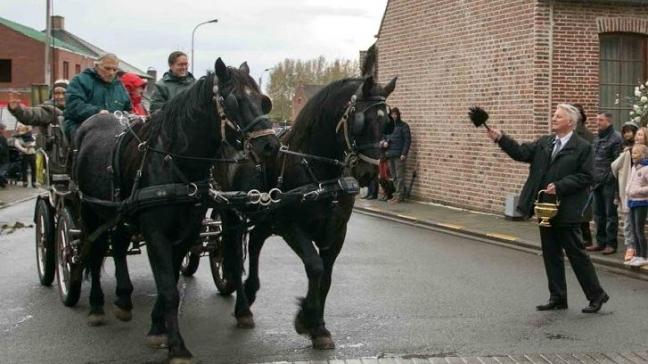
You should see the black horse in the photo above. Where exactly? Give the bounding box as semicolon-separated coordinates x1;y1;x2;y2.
219;74;397;348
74;58;278;363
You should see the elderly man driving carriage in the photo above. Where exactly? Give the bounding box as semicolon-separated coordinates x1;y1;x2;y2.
64;53;131;141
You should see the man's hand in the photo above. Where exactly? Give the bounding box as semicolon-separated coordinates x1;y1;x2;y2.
486;128;502;142
99;110;109;115
8;92;21;111
400;155;407;161
545;183;557;195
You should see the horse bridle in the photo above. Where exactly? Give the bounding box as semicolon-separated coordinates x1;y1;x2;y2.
334;83;387;167
212;75;275;164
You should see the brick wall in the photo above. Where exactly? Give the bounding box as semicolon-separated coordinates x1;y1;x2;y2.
0;25;45;104
51;48;94;83
376;0;648;214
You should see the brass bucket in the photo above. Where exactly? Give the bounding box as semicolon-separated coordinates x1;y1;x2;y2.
534;190;560;227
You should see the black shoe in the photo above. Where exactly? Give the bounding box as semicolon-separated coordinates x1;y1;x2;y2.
536;299;568;311
582;292;609;313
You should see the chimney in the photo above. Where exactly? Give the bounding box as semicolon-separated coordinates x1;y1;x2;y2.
146;67;157;93
51;15;64;30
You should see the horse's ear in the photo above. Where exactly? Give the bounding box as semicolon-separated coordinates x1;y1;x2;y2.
215;58;228;81
239;62;250;75
361;76;375;97
383;76;397;96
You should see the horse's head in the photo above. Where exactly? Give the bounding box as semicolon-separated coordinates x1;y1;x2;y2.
342;76;397;186
213;58;280;163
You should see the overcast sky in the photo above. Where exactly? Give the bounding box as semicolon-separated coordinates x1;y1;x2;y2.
1;0;387;88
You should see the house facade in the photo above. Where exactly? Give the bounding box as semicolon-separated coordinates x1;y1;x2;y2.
375;0;648;214
0;15;149;106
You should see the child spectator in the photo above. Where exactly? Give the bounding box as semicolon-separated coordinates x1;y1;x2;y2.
626;143;648;267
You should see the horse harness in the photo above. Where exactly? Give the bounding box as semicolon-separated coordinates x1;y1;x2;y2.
277;81;388;189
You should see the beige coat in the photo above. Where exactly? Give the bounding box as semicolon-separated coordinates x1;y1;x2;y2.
626;163;648;203
612;149;632;212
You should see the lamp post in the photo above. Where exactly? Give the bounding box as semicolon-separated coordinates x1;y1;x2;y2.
191;18;218;75
258;67;274;93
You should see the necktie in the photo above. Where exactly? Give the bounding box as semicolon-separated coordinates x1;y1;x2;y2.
551;139;562;160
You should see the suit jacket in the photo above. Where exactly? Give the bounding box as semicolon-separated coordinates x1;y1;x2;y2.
498;132;593;226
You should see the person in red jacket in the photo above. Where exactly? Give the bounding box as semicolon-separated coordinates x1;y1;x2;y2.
120;72;148;116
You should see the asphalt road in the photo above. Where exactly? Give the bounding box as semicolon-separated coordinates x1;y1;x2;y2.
2;199;648;364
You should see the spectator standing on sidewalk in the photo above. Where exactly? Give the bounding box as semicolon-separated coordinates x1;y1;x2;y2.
149;51;196;113
483;103;609;313
587;112;623;255
384;107;411;204
13;124;36;188
611;121;640;261
574;104;595;246
625;143;648;267
0;123;9;188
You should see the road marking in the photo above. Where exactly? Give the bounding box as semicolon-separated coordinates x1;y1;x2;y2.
436;223;463;230
486;232;518;241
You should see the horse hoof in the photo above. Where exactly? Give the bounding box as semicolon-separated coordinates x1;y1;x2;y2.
113;306;132;322
312;335;335;350
169;357;193;364
236;314;255;329
145;334;168;349
87;313;106;327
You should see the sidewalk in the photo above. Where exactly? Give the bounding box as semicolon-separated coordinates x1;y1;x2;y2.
353;198;648;280
0;183;41;210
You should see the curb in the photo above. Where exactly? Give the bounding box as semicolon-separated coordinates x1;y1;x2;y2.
354;205;648;282
0;194;39;210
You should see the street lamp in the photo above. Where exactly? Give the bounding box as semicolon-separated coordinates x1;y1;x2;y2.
191;18;218;75
258;67;274;93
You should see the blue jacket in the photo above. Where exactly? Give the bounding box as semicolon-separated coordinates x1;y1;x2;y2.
64;68;131;135
384;119;411;158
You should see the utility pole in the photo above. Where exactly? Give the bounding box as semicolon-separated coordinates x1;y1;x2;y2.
44;0;52;86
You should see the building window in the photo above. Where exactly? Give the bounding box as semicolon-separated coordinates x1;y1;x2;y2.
63;61;69;80
0;59;11;82
599;33;648;127
75;64;81;75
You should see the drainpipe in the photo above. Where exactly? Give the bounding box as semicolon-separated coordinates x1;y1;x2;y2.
548;0;554;129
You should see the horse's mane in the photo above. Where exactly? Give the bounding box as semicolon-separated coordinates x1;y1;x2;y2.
137;67;257;152
284;78;362;151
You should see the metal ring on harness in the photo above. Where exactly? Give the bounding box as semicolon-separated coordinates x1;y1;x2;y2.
137;142;148;151
247;189;261;205
269;188;282;203
259;192;272;206
187;183;198;197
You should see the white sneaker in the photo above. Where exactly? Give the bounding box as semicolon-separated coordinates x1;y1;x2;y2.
629;257;646;267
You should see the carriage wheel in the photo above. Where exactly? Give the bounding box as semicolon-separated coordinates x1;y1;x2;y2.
55;207;82;307
180;248;201;277
35;198;55;286
209;236;236;295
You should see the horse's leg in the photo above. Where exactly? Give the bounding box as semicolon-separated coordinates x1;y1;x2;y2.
244;227;271;306
111;226;134;322
281;225;332;349
87;233;108;326
146;295;168;349
222;210;253;328
144;229;192;362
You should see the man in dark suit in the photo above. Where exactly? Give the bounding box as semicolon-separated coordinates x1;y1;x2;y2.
486;103;609;313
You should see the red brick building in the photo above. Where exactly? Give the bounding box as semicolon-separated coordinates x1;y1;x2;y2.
375;0;648;214
0;15;149;106
292;83;324;121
